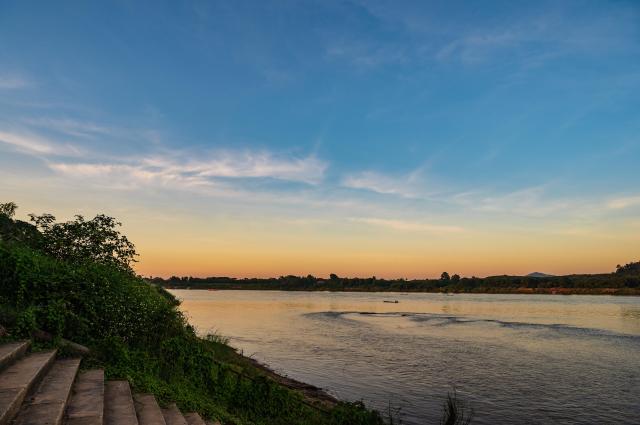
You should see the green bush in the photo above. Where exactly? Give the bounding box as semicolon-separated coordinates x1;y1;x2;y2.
14;306;38;338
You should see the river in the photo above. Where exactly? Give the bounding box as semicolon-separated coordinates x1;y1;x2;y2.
171;290;640;424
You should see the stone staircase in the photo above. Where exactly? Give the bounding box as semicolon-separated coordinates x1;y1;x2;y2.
0;341;220;425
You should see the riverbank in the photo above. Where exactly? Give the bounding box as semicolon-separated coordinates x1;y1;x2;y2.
244;356;338;408
151;268;640;296
163;285;640;296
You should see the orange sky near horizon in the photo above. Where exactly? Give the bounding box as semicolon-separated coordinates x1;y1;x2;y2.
130;215;637;279
2;0;640;281
5;190;639;280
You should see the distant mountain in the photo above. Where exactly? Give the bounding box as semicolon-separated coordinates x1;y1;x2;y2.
526;272;555;278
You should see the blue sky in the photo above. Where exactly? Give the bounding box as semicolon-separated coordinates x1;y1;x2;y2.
1;1;639;277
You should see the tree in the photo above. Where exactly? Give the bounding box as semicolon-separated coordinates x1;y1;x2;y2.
29;212;138;274
441;272;450;281
330;273;339;281
451;274;461;283
0;202;43;247
0;202;17;218
616;261;640;275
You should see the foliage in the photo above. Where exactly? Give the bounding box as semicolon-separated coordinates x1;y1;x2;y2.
0;202;17;218
616;261;640;275
14;306;38;338
0;202;43;248
29;212;138;274
0;205;385;425
0;215;43;248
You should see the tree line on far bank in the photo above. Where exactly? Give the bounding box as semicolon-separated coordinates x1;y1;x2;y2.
151;262;640;294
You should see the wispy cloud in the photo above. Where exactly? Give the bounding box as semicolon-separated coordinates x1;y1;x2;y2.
49;162;217;191
351;217;464;234
342;170;425;198
0;130;82;156
436;30;523;64
326;40;407;69
0;74;31;89
50;150;328;189
606;195;640;210
343;170;593;219
1;116;326;186
438;8;639;66
452;185;576;218
141;151;327;185
188;151;326;184
22;118;113;138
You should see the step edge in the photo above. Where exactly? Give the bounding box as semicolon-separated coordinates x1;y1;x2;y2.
133;393;167;425
12;357;81;425
65;368;105;422
104;380;139;425
0;349;57;425
0;341;30;373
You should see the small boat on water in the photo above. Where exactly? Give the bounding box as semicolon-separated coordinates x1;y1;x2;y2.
383;300;399;303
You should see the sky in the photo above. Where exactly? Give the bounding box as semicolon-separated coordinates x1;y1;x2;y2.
1;0;639;278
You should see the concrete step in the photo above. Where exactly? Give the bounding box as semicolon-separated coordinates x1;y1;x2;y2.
65;369;104;425
133;394;166;425
160;403;186;425
0;349;56;425
0;341;30;373
183;413;205;425
104;381;138;425
13;358;81;425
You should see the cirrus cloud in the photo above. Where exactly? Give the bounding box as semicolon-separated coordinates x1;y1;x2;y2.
0;130;83;156
350;217;464;234
0;74;31;90
606;195;640;210
49;150;328;189
342;170;425;198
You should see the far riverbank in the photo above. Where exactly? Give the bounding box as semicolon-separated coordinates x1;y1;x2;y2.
162;285;640;296
151;266;640;295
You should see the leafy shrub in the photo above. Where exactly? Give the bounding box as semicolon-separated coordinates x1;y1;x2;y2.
29;213;137;274
14;306;38;338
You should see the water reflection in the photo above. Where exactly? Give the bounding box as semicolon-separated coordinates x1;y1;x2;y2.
174;291;640;425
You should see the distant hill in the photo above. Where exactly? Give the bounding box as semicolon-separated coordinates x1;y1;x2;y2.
526;272;555;278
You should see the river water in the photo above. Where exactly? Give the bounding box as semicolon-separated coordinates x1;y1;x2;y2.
171;290;640;424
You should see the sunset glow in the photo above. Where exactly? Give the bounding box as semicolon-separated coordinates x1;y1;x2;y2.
1;1;639;278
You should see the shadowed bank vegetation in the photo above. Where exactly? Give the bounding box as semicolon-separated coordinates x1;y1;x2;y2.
152;266;640;295
0;203;389;424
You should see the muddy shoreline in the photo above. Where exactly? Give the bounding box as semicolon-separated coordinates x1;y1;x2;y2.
243;356;339;408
